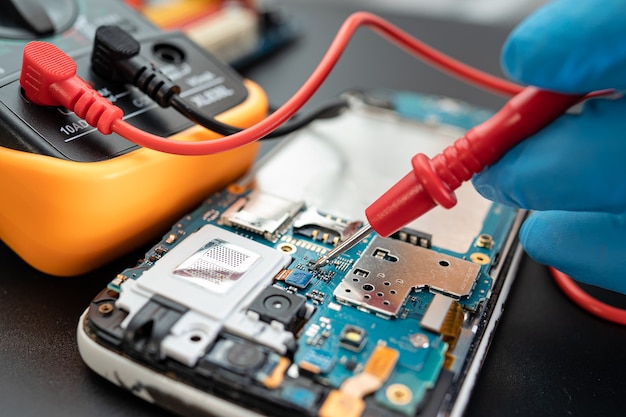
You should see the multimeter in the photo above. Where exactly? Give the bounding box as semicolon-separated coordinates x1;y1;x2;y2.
0;0;267;276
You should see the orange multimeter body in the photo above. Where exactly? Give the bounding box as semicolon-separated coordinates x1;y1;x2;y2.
0;2;268;276
0;81;266;276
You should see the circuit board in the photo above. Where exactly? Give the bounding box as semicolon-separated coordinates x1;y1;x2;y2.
81;179;522;417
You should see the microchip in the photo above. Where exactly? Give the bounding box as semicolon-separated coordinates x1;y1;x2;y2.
219;190;304;242
339;325;367;352
120;224;291;315
285;270;314;289
299;348;336;374
344;359;358;372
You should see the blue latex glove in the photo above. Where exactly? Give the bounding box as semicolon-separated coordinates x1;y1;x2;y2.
472;0;626;294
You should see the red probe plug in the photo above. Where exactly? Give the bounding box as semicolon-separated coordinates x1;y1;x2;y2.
366;86;583;237
20;41;123;134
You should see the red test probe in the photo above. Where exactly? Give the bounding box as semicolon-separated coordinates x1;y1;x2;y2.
314;87;583;268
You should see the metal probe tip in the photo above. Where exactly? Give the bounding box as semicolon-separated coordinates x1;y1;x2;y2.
313;224;373;269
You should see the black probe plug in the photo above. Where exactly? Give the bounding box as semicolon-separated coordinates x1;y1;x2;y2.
91;25;181;107
92;25;350;138
92;25;243;135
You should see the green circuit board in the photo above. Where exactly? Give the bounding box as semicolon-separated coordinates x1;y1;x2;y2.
86;179;520;417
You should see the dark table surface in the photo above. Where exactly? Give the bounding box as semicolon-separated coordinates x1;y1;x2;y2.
2;2;626;417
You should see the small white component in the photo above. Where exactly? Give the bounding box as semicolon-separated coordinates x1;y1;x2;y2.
328;302;342;312
161;311;219;367
224;312;294;355
287;363;300;379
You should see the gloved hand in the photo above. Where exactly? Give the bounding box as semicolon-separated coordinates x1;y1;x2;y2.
472;0;626;294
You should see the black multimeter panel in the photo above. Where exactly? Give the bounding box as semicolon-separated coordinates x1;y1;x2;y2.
0;0;248;162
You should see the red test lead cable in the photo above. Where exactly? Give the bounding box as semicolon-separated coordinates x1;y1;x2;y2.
550;268;626;325
364;87;583;237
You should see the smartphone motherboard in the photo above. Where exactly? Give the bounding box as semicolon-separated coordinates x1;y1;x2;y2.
78;92;525;417
79;188;522;417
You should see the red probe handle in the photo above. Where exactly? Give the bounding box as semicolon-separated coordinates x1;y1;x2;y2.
365;86;584;237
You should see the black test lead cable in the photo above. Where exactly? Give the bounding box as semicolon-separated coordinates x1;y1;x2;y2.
169;94;349;139
91;25;349;139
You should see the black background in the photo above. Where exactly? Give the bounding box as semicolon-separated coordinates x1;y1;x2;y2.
1;2;625;416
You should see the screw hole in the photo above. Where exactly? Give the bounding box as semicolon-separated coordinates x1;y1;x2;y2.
98;303;114;315
278;243;296;253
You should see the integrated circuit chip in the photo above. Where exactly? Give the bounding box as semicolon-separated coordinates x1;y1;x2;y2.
285;270;314;289
339;325;367;352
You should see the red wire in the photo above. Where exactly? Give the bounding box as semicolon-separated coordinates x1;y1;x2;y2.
549;268;626;325
110;11;523;155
